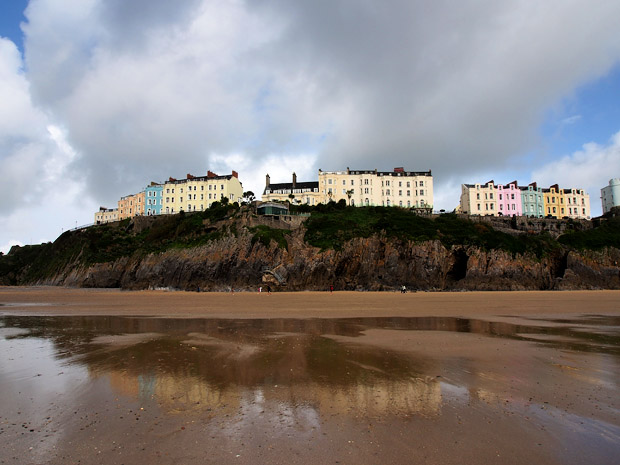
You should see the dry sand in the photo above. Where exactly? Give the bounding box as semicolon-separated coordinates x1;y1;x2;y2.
1;287;619;464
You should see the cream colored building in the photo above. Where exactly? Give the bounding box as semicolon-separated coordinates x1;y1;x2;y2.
460;181;498;215
262;173;321;205
318;167;433;208
94;207;119;224
162;170;243;214
562;187;590;219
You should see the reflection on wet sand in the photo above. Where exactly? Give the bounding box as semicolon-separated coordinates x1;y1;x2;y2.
1;314;619;465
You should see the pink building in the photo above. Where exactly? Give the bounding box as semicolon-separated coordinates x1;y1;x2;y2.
497;181;522;216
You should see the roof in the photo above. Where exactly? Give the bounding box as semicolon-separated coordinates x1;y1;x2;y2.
263;181;319;195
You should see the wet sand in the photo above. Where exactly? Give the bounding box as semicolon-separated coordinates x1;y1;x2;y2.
2;286;620;318
1;287;619;464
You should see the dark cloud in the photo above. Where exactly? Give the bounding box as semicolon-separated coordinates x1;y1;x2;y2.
14;0;620;210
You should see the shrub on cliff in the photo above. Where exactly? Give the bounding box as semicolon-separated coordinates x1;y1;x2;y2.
558;217;620;250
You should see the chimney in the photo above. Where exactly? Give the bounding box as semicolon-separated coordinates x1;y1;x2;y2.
292;172;297;188
169;177;177;182
394;167;404;173
266;173;271;187
207;170;217;178
232;170;238;178
186;173;194;179
529;182;537;189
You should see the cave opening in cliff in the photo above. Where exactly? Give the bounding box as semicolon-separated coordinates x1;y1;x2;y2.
448;249;469;282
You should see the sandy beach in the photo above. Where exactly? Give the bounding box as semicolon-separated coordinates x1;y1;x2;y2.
2;286;620;318
1;287;619;464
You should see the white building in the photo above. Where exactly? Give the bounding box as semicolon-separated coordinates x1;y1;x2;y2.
601;178;620;214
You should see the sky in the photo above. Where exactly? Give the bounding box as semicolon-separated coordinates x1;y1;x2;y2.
1;0;620;254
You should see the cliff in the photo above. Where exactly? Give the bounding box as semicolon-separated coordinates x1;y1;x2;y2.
2;206;619;291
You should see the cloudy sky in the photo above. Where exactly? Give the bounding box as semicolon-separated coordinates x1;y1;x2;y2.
1;0;620;253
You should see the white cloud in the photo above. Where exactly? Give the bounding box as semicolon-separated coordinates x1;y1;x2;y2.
532;130;620;217
1;0;620;251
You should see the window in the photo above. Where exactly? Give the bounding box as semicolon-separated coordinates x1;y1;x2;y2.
399;190;402;196
342;180;346;185
399;201;403;206
499;194;503;200
419;181;424;187
386;180;390;186
342;189;346;194
364;179;369;185
364;187;369;194
386;189;391;195
477;203;481;210
420;189;424;196
180;197;183;203
209;185;212;190
399;181;402;187
407;182;410;188
221;185;224;190
489;193;493;200
180;188;183;193
328;179;332;185
201;194;204;200
477;193;480;200
201;186;204;191
351;180;354;185
407;190;410;196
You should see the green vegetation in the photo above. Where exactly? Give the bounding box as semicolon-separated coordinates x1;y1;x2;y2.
303;206;558;257
1;203;619;286
558;217;620;250
0;203;243;285
250;225;289;249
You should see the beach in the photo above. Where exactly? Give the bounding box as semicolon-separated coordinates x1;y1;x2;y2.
1;287;619;464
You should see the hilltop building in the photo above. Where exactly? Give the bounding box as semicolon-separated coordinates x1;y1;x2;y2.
145;182;163;216
117;191;145;220
459;181;498;216
262;173;321;205
262;167;433;209
94;207;119;225
601;178;620;214
318;167;433;209
521;183;544;218
162;171;243;215
460;181;590;219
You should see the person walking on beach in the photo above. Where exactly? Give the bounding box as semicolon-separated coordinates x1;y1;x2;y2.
259;286;262;294
329;285;334;294
267;285;271;295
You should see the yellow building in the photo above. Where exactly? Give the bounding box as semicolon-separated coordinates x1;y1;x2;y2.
162;170;243;214
94;207;119;224
318;167;433;208
543;184;565;218
459;181;498;215
262;173;321;205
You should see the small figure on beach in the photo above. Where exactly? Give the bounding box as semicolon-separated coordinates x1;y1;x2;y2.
259;286;262;293
401;285;407;294
267;285;271;295
329;285;334;294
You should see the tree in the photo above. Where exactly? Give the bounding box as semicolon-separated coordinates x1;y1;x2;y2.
346;189;354;206
242;191;255;204
288;193;296;204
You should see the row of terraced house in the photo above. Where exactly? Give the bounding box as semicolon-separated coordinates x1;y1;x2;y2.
459;181;591;219
95;170;244;224
95;166;614;225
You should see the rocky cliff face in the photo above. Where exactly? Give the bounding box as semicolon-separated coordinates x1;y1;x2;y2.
36;227;620;291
